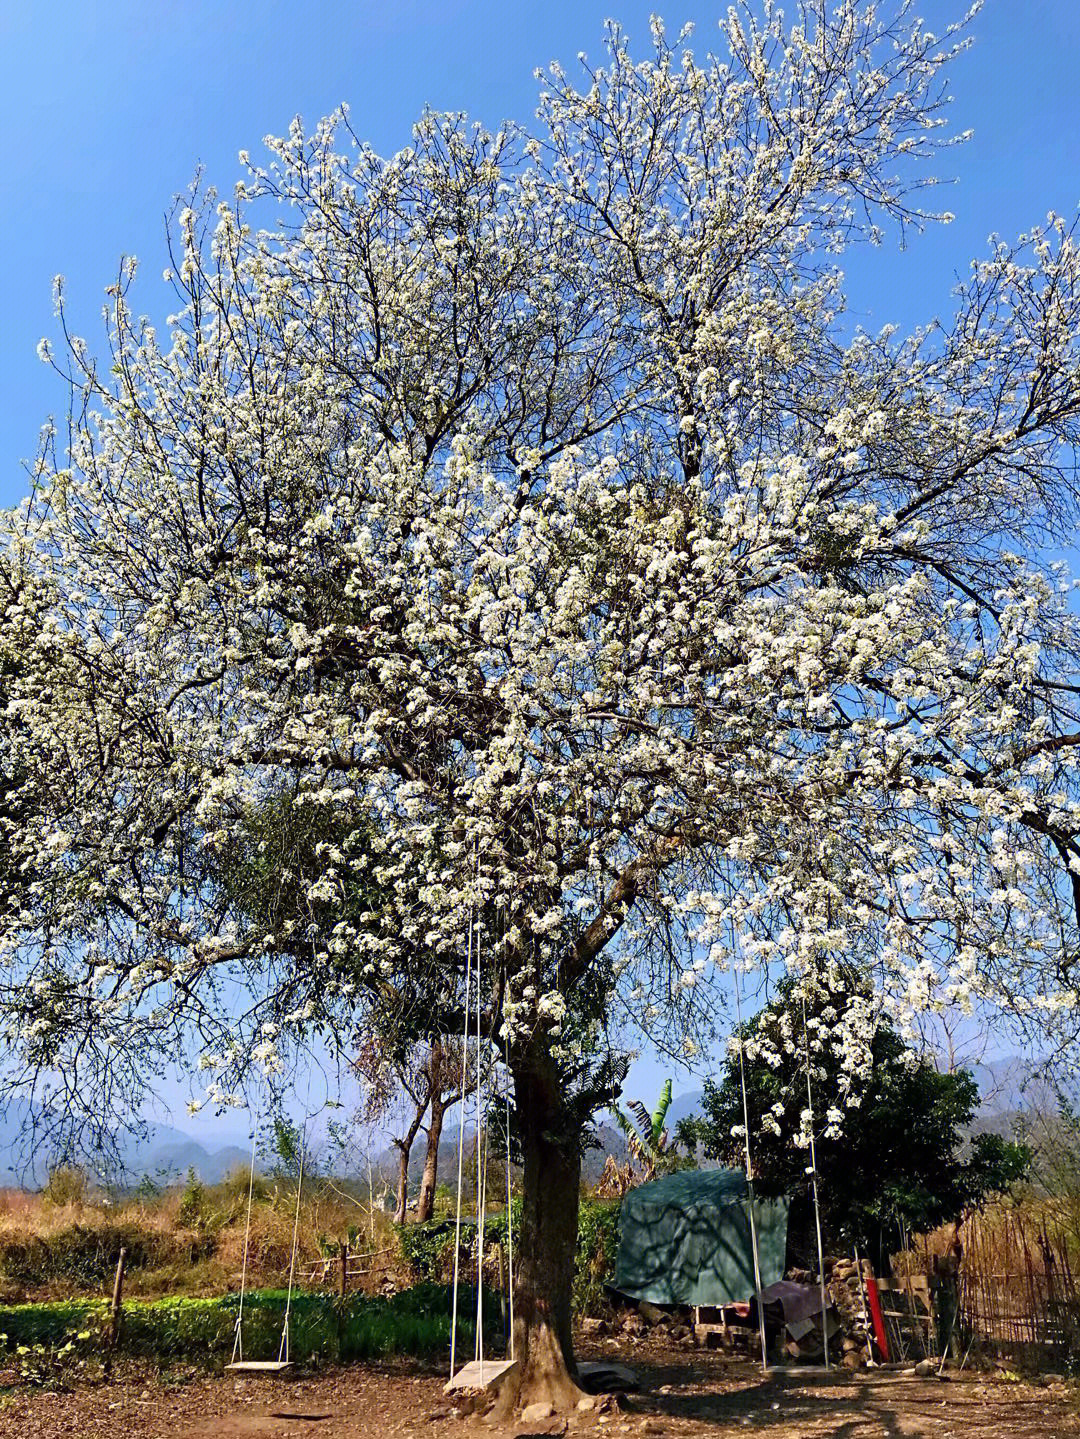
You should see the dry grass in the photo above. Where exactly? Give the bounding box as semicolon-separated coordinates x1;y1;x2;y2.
0;1174;405;1303
893;1193;1080;1367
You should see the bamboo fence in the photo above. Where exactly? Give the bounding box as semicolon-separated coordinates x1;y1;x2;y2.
901;1200;1080;1364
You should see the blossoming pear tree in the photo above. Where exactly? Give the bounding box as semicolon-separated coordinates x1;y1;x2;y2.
6;0;1080;1408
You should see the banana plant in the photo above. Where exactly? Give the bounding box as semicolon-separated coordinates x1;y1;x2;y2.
600;1079;679;1193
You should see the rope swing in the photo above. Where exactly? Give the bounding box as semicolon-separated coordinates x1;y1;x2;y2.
473;903;486;1376
228;1099;308;1375
504;1024;515;1361
801;991;831;1371
448;887;475;1383
732;946;770;1376
447;860;517;1392
728;919;833;1374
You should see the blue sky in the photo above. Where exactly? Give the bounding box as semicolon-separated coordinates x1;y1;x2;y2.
2;0;1078;1133
3;0;1080;506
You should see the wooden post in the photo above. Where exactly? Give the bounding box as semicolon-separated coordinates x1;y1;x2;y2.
337;1241;348;1360
104;1247;127;1376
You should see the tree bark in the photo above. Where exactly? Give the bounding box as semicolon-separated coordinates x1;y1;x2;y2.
392;1138;411;1226
416;1095;445;1224
495;1049;586;1416
392;1105;427;1225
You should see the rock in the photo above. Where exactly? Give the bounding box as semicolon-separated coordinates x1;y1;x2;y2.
521;1401;556;1423
577;1361;641;1394
577;1395;598;1411
914;1359;937;1377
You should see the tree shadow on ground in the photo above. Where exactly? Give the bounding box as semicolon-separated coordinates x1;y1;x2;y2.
620;1367;907;1439
600;1348;1069;1439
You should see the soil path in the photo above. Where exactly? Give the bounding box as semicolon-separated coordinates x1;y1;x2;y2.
2;1348;1076;1439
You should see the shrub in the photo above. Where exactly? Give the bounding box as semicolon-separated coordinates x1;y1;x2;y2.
573;1198;620;1317
0;1221;217;1288
0;1304;108;1389
176;1169;207;1229
397;1202;521;1283
397;1221;456;1282
397;1197;619;1316
40;1166;88;1208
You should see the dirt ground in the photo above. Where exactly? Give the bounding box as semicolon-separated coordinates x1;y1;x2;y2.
2;1342;1077;1439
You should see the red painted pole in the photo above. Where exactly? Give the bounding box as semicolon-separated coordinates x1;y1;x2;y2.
864;1275;890;1362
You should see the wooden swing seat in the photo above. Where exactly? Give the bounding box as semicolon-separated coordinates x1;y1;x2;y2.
444;1357;517;1393
226;1360;294;1375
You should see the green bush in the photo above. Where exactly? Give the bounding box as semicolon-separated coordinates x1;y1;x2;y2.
176;1168;207;1229
397;1221;455;1282
573;1199;621;1317
0;1222;217;1288
0;1284;498;1369
41;1166;89;1208
397;1202;522;1283
397;1197;620;1316
0;1299;108;1349
0;1302;109;1390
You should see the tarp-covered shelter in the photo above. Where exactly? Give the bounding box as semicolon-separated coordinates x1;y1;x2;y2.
613;1169;789;1307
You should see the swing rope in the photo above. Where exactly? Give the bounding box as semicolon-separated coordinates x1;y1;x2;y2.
802;991;831;1370
732;947;770;1375
230;1098;307;1370
448;891;475;1382
504;1026;515;1361
278;1127;307;1365
474;904;486;1376
231;1099;262;1366
448;858;516;1385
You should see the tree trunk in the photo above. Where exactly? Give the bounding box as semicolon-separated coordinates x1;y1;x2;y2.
392;1102;428;1226
416;1096;445;1224
495;1051;585;1416
392;1138;411;1226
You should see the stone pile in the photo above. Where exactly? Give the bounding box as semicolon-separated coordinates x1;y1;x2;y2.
785;1256;874;1368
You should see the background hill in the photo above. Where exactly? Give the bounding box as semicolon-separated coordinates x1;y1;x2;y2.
0;1097;250;1189
0;1056;1055;1193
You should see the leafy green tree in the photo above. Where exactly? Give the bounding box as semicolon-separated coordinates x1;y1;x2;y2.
679;976;1031;1258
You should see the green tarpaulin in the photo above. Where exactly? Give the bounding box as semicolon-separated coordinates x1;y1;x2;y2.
613;1168;789;1307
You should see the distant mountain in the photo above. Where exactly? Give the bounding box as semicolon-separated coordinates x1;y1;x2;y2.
0;1096;251;1189
665;1090;705;1129
123;1132;252;1186
968;1057;1055;1118
0;1057;1055;1194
